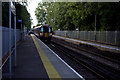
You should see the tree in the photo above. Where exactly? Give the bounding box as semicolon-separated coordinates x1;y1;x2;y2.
16;3;31;30
35;2;120;31
2;2;31;31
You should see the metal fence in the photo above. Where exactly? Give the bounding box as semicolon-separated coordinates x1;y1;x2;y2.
0;27;2;62
1;27;21;57
54;31;120;46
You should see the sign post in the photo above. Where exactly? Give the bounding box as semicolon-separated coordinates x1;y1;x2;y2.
18;19;22;40
14;0;16;67
24;25;25;40
9;0;12;78
9;0;16;77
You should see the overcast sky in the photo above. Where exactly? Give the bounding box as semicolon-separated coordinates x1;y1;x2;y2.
27;0;42;28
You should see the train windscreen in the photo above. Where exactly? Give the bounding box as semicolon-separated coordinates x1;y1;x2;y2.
44;26;49;32
49;28;52;33
41;25;51;33
41;27;44;32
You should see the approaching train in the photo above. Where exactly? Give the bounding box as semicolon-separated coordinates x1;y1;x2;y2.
34;25;52;41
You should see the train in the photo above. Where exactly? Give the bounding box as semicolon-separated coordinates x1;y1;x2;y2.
34;25;52;42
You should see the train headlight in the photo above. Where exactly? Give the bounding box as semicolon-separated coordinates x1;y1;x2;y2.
50;33;52;36
40;33;43;36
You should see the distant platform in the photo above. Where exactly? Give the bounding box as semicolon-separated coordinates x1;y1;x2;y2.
53;35;120;53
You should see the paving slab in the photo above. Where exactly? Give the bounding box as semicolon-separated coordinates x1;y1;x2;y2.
2;35;49;79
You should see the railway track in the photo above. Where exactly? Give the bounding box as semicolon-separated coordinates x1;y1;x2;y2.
52;37;120;70
44;40;120;80
70;42;120;64
53;37;120;63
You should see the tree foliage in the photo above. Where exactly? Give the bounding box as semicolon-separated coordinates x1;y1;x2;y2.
35;2;120;31
16;3;31;31
2;2;31;31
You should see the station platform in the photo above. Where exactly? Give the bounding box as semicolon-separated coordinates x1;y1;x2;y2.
2;34;84;80
53;35;120;53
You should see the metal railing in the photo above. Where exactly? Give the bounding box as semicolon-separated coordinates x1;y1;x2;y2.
1;27;21;57
54;31;120;46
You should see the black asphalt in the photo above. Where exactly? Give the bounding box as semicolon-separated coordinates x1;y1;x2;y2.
2;35;49;79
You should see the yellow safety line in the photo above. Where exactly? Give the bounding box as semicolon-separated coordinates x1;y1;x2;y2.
31;34;62;80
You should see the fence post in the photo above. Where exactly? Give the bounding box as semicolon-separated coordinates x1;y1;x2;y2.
0;28;1;80
79;31;81;39
94;31;95;41
106;31;107;43
115;31;117;45
88;31;89;40
84;31;85;40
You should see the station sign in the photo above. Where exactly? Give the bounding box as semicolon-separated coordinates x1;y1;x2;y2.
18;19;22;22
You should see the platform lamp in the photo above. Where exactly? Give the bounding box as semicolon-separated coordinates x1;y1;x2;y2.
9;0;16;78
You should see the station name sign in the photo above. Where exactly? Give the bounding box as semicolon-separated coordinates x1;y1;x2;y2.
18;20;22;22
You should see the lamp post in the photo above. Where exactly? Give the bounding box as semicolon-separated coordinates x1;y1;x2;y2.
24;25;26;40
14;0;16;67
94;14;97;41
9;0;16;77
9;0;12;78
95;14;96;31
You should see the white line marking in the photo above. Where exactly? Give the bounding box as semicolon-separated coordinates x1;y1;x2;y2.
0;42;20;70
0;55;9;70
38;38;85;80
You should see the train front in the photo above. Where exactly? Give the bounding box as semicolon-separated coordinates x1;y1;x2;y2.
39;25;52;41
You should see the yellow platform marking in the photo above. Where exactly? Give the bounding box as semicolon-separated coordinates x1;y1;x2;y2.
31;34;62;80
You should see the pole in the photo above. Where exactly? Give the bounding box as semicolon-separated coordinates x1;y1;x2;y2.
9;0;12;78
14;0;16;67
21;21;22;40
95;14;96;31
24;25;25;40
94;14;97;41
0;2;1;50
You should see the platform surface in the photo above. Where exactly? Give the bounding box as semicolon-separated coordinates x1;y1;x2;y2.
2;35;49;79
32;34;84;80
2;35;84;80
